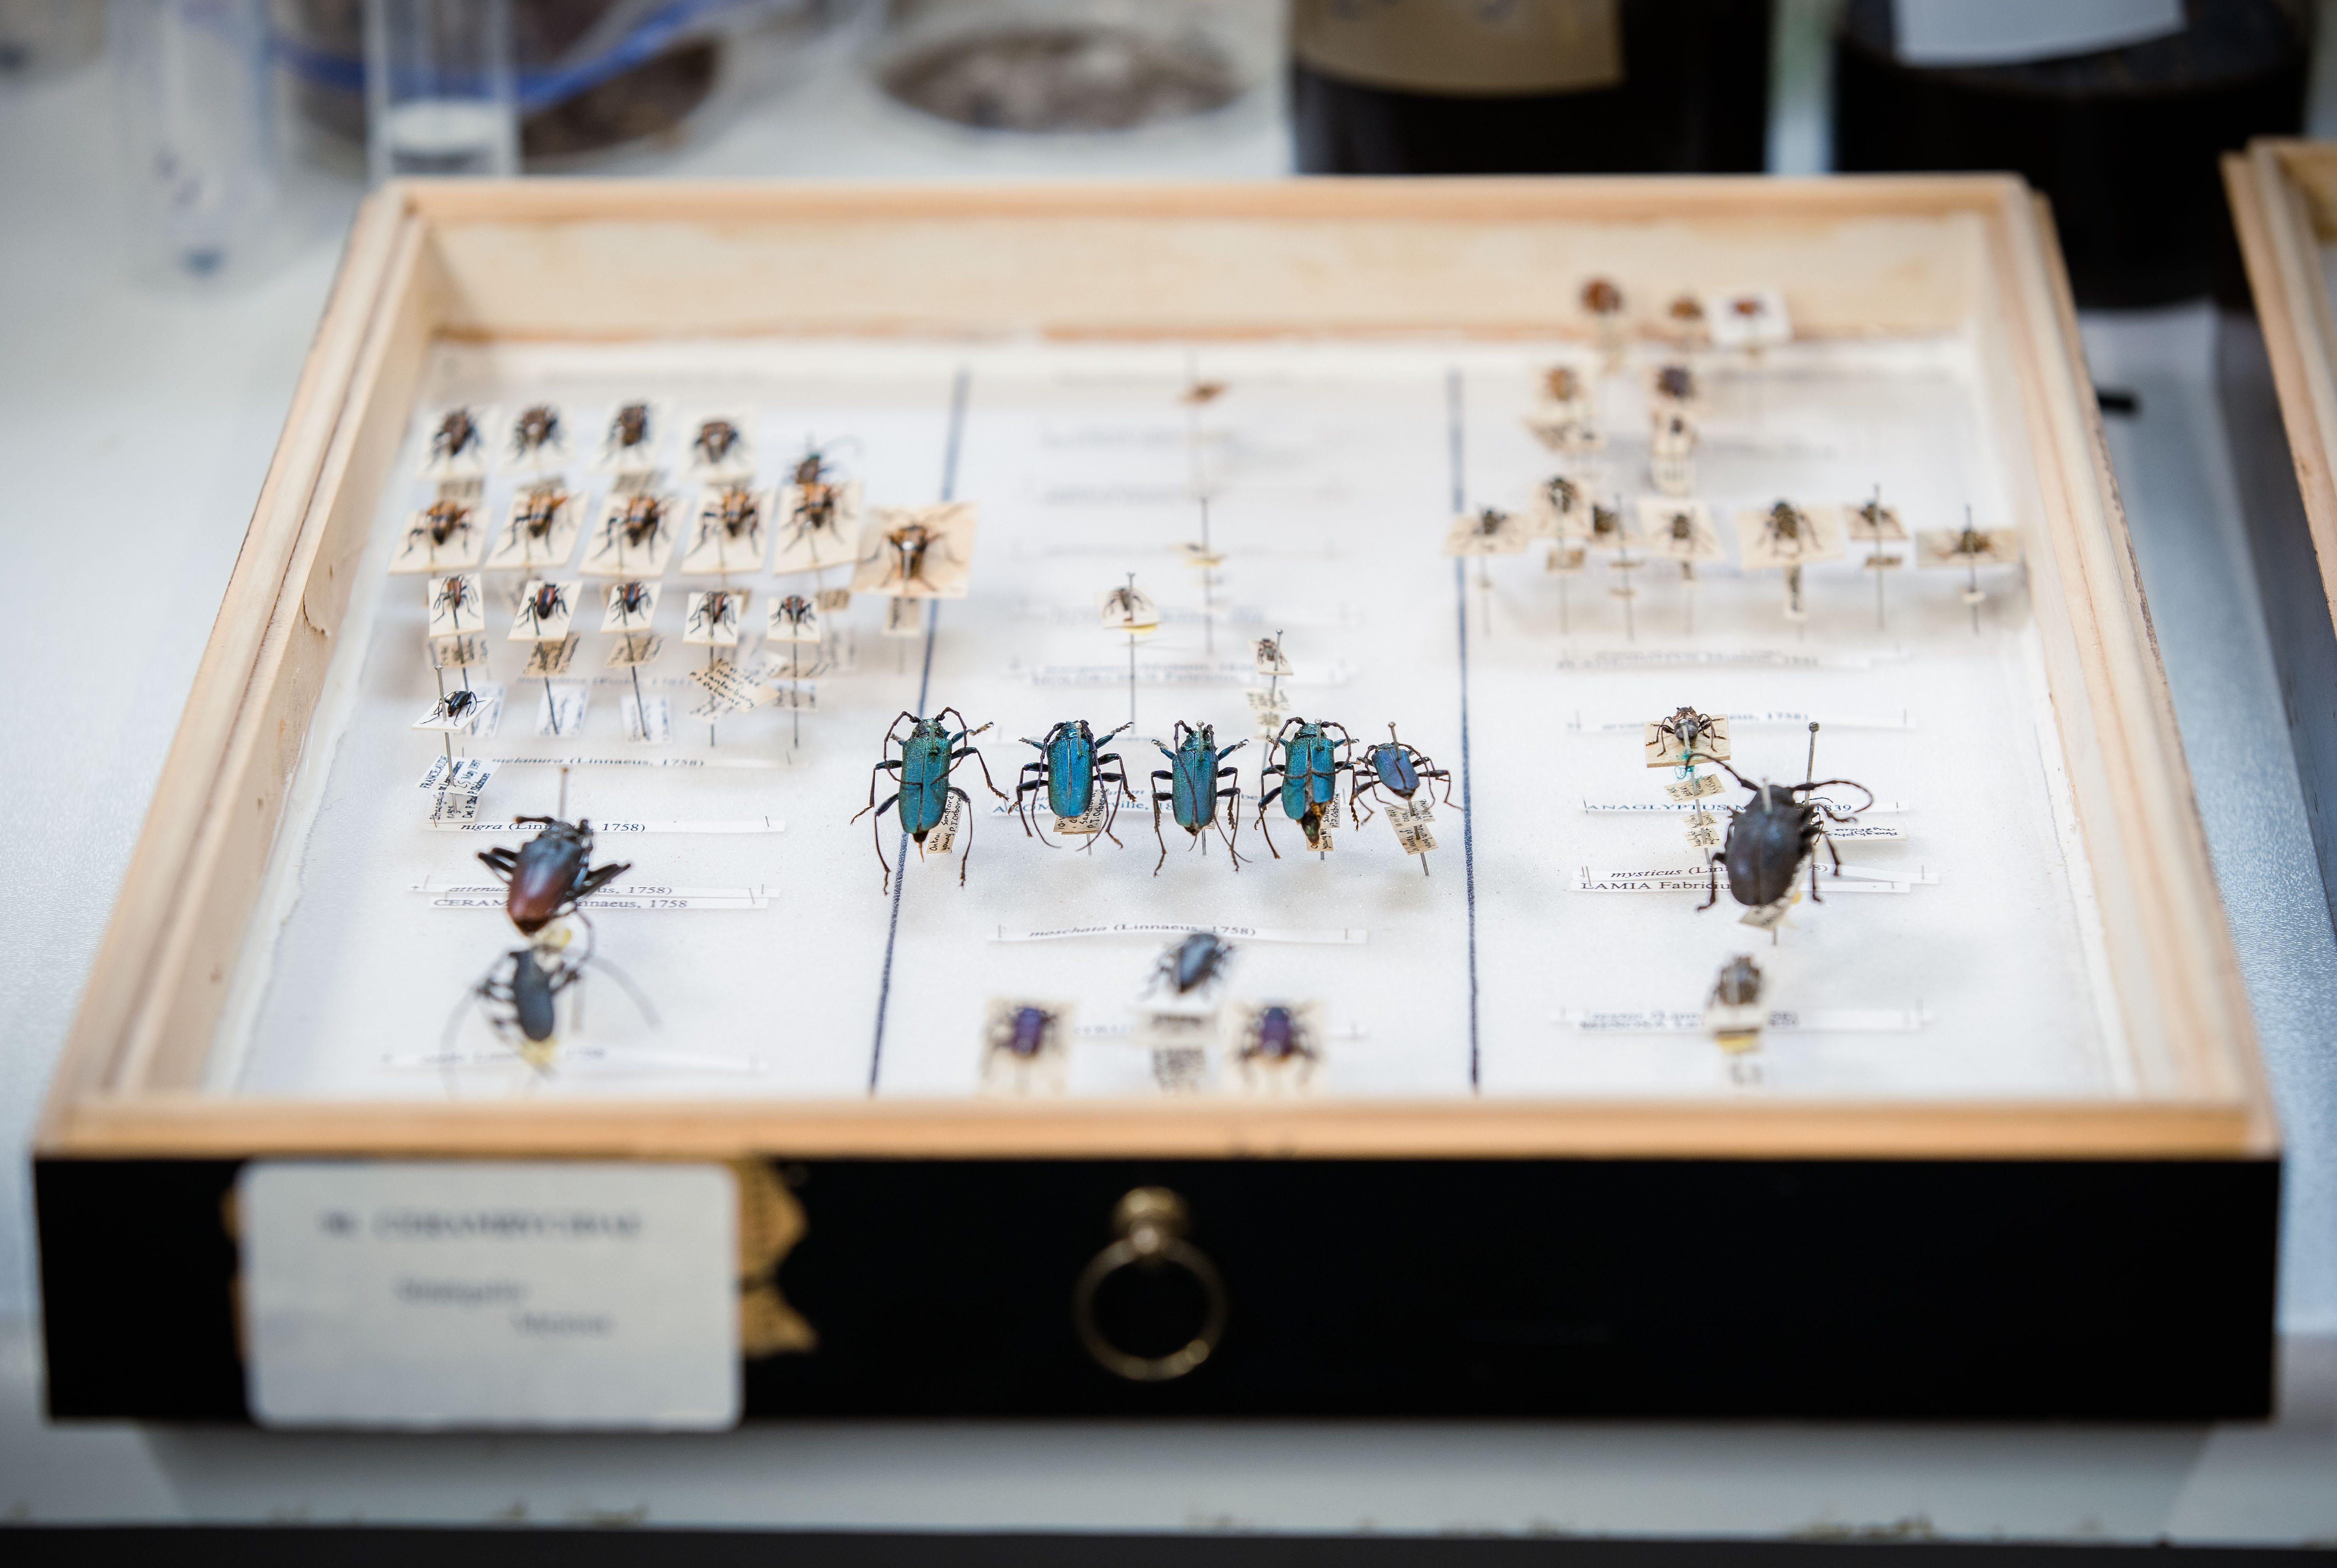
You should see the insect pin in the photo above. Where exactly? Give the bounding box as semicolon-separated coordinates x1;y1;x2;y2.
475;815;633;937
851;708;1007;891
1697;724;1874;939
1014;718;1136;848
1351;723;1457;871
1256;716;1357;857
1149;720;1247;874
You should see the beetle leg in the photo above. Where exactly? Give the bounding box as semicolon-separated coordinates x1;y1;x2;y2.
952;737;1008;801
868;792;898;892
850;758;904;822
569;861;634;904
1822;830;1844;877
1151;784;1173;875
1698;853;1720;912
1097;751;1139;802
1808;853;1822;904
1013;762;1047;837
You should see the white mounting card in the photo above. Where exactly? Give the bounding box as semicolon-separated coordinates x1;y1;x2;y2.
219;336;2129;1105
239;1161;738;1430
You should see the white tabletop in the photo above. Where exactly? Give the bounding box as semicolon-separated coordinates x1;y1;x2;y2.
1;42;2331;1542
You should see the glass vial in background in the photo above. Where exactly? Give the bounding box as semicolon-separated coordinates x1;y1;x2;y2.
111;0;282;284
1289;0;1774;174
364;0;519;181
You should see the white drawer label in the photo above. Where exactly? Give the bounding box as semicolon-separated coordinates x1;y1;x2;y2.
240;1161;739;1431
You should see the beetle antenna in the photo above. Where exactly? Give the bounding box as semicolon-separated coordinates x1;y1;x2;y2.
1804;722;1819;782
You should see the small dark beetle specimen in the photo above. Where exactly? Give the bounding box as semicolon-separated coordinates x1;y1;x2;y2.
874;521;941;591
607;580;654;623
430;574;478;625
1665;510;1697;545
408;498;474;554
1698;760;1874;914
609;402;651;454
1542;475;1580;515
1588;504;1625;546
513;484;567;542
476;816;632;936
686;591;739;639
1711;954;1763;1008
616;493;665;548
1667;293;1705;326
521;581;570;631
1147;932;1236;999
1653;705;1721;761
1544;366;1582;403
709;486;761;540
1351;723;1458;818
1654;364;1696;401
431;409;480;463
1761;500;1808;552
1581;278;1624;316
1237;1004;1318;1072
990;1004;1059;1062
692;418;741;467
511;403;560;457
435;687;479;723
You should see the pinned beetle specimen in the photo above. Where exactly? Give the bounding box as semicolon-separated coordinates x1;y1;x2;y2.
447;921;657;1074
1697;735;1874;924
1015;718;1135;846
1647;705;1728;767
1257;717;1357;856
1653;364;1696;403
1711;953;1762;1008
1146;931;1236;1001
1580;278;1624;317
407;498;476;559
695;486;764;557
1150;720;1247;874
1232;1002;1320;1086
507;484;569;551
1352;724;1457;817
605;401;654;463
515;580;571;637
850;504;980;600
684;589;741;641
476;816;633;937
691;417;743;469
510;403;560;460
430;408;482;465
851;708;1007;891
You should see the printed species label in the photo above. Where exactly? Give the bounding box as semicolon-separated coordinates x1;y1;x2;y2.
240;1161;738;1429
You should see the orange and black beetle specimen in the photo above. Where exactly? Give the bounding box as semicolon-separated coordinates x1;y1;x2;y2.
477;816;632;936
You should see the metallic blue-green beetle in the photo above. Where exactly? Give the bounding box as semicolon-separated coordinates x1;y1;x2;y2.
1256;716;1357;857
851;707;1004;891
1013;718;1133;847
1148;720;1247;874
1349;723;1461;875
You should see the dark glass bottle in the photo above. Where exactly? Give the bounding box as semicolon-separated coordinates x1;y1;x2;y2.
1832;0;2311;308
1291;0;1774;176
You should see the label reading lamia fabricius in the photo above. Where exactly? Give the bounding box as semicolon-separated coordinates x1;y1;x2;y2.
1292;0;1622;95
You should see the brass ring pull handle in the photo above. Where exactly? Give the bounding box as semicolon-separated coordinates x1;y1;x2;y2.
1072;1187;1228;1383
